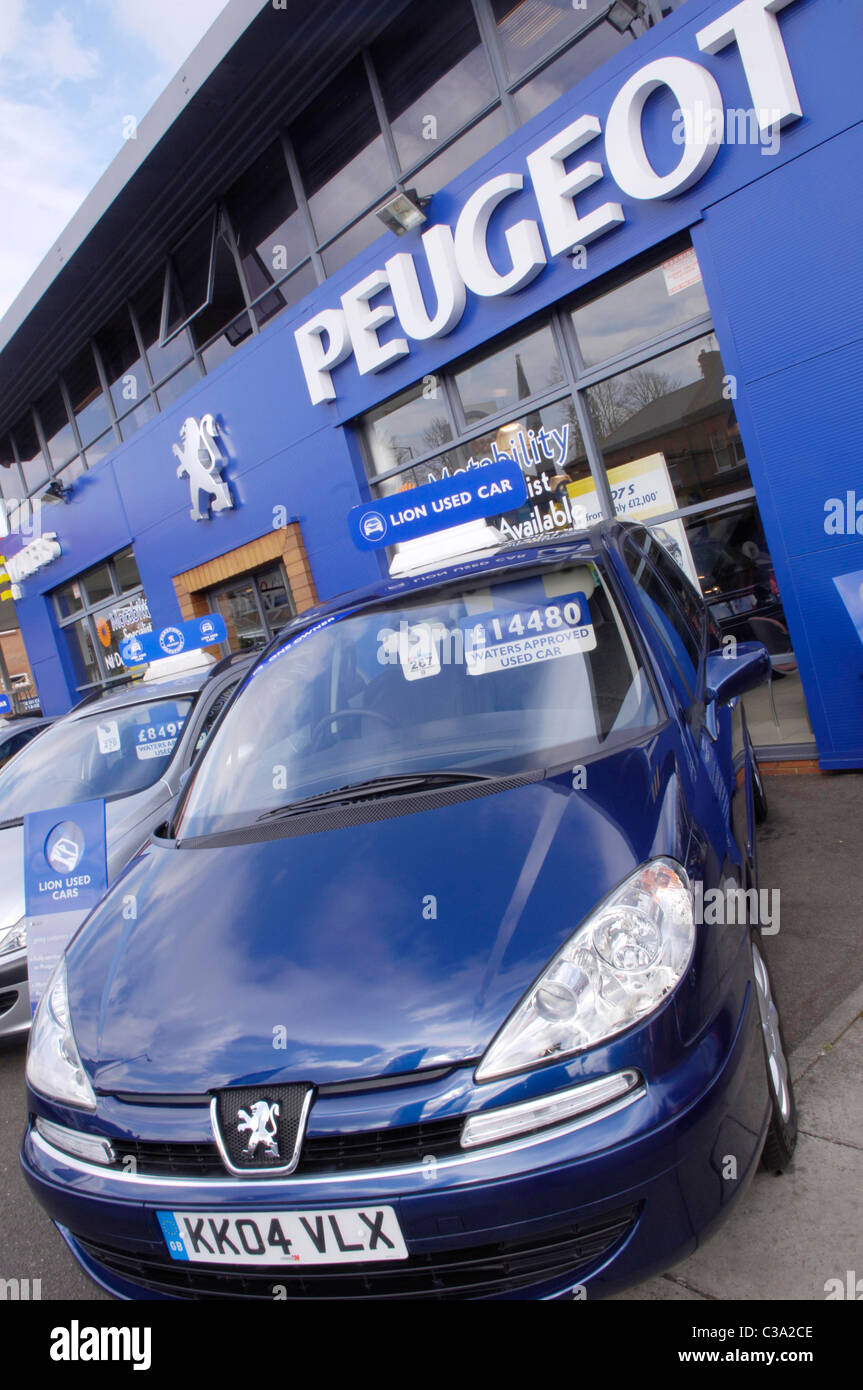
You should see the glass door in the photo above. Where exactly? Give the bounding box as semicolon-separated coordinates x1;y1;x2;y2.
209;564;296;653
212;578;268;651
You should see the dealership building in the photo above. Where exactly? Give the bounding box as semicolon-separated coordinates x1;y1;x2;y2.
0;0;861;767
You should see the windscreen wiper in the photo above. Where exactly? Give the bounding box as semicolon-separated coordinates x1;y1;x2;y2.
256;771;494;821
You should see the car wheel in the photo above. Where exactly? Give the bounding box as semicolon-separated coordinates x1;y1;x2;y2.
751;938;797;1173
751;754;768;824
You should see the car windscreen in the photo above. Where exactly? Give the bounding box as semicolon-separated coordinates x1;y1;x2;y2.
177;563;660;838
0;696;193;819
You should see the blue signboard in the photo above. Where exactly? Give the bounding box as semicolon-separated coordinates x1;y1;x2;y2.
119;612;227;666
348;460;528;551
24;799;108;1012
0;693;11;716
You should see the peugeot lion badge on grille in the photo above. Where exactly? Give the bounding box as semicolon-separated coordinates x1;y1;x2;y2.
212;1085;314;1176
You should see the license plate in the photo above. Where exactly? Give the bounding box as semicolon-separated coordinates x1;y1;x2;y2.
157;1206;408;1266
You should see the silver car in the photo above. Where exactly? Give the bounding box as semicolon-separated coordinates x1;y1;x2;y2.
0;655;250;1043
0;715;53;771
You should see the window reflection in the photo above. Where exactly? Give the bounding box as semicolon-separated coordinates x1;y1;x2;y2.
492;0;617;80
371;0;496;173
134;272;195;383
454;325;564;425
34;383;76;470
512;18;636;122
12;414;48;492
0;439;23;500
225;142;307;298
154;360;203;411
412;110;509;193
63;345;112;446
364;381;454;478
164;213;214;339
191;231;250;358
291;57;391;246
588;334;749;513
321;210;387;278
572;253;709;368
252;260;317;330
83;433;114;470
96;306;147;415
118;397;157;441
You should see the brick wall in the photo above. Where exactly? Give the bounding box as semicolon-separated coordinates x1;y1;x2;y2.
0;626;35;695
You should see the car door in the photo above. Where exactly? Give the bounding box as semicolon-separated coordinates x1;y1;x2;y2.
644;532;755;888
620;530;758;1038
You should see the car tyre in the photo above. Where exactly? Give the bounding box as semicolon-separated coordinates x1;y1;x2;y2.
751;937;797;1173
751;754;769;824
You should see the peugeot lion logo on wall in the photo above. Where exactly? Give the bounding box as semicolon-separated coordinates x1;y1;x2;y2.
173;413;234;522
237;1101;281;1159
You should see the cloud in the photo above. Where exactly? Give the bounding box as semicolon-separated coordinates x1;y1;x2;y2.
0;95;93;313
41;11;100;85
0;0;231;320
95;0;232;71
0;0;24;61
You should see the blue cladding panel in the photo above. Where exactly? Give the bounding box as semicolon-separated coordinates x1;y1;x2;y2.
695;118;863;762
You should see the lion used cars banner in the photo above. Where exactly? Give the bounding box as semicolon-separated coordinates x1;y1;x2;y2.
119;612;227;666
23;798;107;1013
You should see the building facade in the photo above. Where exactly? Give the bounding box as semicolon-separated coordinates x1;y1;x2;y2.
0;0;861;767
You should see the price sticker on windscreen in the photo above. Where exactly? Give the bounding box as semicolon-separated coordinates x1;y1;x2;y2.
96;720;121;754
461;592;595;675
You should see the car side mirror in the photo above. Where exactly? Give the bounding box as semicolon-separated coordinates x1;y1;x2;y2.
178;767;193;791
705;641;772;708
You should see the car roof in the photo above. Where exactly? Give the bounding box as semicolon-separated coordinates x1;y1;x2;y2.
65;669;212;722
0;714;51;735
269;522;619;645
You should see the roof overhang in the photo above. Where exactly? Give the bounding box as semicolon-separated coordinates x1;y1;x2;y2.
0;0;411;436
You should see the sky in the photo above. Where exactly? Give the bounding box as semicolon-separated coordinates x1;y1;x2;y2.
0;0;233;319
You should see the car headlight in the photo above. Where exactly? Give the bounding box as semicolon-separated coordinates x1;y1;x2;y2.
0;916;26;956
26;959;96;1110
476;859;695;1082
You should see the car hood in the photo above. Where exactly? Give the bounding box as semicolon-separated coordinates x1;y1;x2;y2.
67;734;686;1092
0;791;170;932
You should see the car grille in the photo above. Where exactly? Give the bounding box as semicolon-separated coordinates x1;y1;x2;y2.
74;1206;638;1300
111;1115;468;1178
0;988;19;1018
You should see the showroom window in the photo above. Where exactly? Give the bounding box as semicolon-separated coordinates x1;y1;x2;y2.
355;240;813;752
53;547;152;694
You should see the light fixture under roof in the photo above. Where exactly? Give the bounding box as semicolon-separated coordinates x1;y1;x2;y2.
375;189;431;236
41;478;73;505
607;0;641;34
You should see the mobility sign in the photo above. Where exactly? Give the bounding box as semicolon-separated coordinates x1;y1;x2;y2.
349;460;527;551
0;693;11;716
119;612;227;666
24;799;107;1013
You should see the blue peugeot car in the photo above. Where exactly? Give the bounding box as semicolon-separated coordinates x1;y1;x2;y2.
21;522;795;1299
